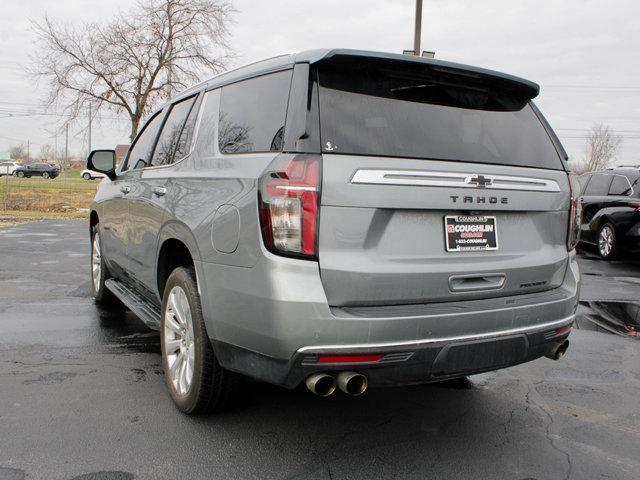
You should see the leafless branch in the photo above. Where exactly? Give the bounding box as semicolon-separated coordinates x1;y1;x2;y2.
31;0;235;142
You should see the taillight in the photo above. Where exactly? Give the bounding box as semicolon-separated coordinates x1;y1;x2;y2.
631;202;640;212
258;154;321;259
567;173;582;251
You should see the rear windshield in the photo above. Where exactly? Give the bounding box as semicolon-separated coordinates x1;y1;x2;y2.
317;59;563;170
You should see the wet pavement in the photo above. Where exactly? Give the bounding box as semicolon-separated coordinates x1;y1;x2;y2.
0;220;639;480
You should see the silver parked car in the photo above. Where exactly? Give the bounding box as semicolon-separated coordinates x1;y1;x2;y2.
81;168;107;180
0;161;22;176
87;49;581;415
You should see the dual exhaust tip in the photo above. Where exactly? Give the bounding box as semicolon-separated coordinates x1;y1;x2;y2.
305;371;368;397
545;339;570;361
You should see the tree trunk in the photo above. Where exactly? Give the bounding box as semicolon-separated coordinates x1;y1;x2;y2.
129;114;141;143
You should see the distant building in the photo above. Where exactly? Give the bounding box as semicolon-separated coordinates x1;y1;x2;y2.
115;144;129;164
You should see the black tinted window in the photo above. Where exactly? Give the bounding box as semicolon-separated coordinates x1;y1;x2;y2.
151;96;197;167
578;174;591;193
218;70;292;153
126;112;164;170
317;59;563;170
584;174;612;196
608;175;633;196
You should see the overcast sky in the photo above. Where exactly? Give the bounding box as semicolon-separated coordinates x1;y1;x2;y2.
1;0;639;166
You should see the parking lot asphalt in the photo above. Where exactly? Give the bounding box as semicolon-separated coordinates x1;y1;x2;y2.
1;220;639;480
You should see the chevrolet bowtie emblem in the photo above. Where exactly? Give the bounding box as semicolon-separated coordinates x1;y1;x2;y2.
465;174;493;188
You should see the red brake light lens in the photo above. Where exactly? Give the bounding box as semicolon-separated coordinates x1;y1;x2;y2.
567;173;582;251
258;154;321;258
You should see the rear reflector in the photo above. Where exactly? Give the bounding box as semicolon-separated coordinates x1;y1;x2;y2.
555;325;572;336
317;354;384;364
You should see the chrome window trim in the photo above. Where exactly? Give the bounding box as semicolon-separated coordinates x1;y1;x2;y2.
297;315;574;353
350;169;561;192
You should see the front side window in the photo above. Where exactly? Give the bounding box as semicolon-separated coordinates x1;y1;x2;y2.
608;175;632;196
584;174;612;196
150;95;198;167
125;112;164;171
218;70;292;154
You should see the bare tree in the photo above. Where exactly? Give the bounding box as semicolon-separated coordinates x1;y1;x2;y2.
32;0;234;142
39;144;57;162
580;124;622;173
9;144;29;162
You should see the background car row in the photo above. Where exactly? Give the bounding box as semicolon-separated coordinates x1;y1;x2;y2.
578;166;640;259
0;161;60;179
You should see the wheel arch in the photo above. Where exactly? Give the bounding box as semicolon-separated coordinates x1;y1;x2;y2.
156;221;202;300
90;210;99;234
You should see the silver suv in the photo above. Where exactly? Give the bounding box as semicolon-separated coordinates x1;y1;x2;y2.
87;49;580;414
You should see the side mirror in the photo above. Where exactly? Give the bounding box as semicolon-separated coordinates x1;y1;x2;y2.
87;150;116;180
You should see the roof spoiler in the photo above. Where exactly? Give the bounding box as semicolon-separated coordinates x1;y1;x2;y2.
308;49;540;100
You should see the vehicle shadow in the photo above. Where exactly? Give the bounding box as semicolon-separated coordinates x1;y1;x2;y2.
193;372;574;480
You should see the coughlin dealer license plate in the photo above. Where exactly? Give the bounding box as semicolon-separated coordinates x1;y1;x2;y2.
445;215;498;252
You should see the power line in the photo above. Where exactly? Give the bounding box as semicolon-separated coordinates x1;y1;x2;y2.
545;85;640;90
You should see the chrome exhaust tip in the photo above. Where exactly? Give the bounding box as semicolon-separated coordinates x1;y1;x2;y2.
545;339;570;361
337;371;368;396
305;373;337;397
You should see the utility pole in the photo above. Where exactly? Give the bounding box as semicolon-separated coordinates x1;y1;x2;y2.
65;123;69;165
88;105;92;155
414;0;423;56
27;140;30;161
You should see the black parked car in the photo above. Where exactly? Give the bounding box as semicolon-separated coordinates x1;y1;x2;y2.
578;168;640;258
14;163;60;179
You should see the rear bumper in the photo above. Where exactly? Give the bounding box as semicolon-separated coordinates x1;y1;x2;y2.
214;316;573;388
200;250;580;388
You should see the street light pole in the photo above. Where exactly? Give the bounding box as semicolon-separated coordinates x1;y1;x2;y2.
414;0;423;56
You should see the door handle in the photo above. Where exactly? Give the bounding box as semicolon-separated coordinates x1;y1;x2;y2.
153;187;167;197
120;185;131;194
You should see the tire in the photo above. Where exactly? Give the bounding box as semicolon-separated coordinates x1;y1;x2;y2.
83;173;92;180
597;222;617;259
90;225;118;304
161;266;238;415
15;171;24;178
42;172;49;179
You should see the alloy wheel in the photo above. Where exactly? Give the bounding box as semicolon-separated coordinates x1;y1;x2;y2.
598;225;614;257
91;233;102;291
164;286;195;396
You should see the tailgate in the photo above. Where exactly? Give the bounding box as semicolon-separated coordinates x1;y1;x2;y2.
318;154;570;306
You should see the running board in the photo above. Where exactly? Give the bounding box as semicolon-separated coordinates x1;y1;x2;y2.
105;279;161;330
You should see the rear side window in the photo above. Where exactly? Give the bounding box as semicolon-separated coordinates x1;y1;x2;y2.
126;112;164;170
578;174;591;193
317;59;564;169
608;175;632;196
584;174;612;196
218;70;292;154
150;95;198;167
